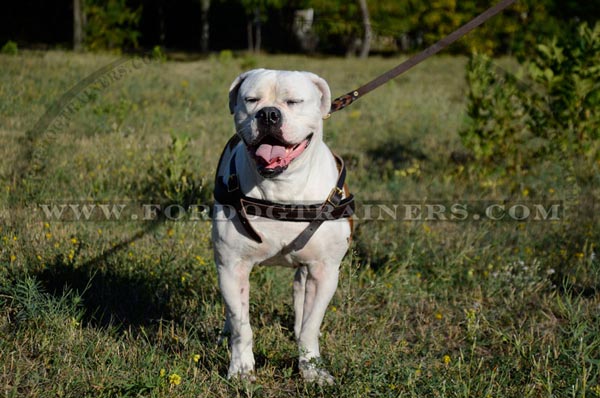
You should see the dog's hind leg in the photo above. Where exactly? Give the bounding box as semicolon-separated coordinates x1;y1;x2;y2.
293;265;308;341
217;312;231;345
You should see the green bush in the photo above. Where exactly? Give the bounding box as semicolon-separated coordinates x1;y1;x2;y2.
151;45;167;62
141;134;207;211
528;22;600;156
1;40;18;55
460;55;540;173
217;49;233;64
460;22;600;175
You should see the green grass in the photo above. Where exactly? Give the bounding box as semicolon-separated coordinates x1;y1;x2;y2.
1;50;599;397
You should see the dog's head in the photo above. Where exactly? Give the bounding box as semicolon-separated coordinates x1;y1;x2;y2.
228;69;331;178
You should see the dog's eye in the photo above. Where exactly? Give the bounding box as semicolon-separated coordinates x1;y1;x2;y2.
286;99;304;106
245;97;260;104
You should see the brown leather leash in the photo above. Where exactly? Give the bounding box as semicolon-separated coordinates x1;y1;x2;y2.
327;0;517;116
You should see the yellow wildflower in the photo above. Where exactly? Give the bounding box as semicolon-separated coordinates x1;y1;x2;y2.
423;224;431;234
193;354;200;363
195;256;206;266
168;373;181;386
443;355;451;365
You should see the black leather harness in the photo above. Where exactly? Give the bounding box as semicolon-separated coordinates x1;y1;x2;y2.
213;135;355;252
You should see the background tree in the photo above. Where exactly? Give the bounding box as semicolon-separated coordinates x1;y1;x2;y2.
3;0;600;55
308;0;361;55
358;0;371;58
84;0;141;51
73;0;85;51
199;0;210;52
237;0;285;53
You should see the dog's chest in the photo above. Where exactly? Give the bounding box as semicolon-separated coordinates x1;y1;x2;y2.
252;220;312;266
250;218;351;267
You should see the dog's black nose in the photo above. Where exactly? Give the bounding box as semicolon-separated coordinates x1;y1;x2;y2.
256;107;282;128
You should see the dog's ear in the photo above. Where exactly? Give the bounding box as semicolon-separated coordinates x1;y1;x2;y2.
229;69;263;114
304;72;332;118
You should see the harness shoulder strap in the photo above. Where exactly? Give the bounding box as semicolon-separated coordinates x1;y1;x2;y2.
213;136;263;243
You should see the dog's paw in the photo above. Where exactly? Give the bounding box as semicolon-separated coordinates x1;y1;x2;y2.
227;370;257;383
227;358;256;382
299;359;335;386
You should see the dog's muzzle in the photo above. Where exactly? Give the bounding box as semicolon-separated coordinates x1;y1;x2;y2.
247;107;312;178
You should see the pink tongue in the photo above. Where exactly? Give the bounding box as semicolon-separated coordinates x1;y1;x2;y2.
255;144;287;167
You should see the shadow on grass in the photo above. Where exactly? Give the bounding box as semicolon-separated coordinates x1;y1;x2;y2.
32;189;217;332
365;139;428;177
34;219;173;328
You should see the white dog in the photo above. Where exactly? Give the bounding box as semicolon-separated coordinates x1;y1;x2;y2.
212;69;354;385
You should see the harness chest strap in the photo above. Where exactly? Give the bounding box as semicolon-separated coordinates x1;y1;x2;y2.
213;138;355;250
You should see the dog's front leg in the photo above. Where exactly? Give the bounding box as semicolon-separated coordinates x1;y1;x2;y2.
297;261;339;385
217;260;255;380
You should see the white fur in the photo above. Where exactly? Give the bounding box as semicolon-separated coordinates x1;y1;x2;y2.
212;69;350;385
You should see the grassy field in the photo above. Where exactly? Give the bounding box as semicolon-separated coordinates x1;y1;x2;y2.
0;50;599;397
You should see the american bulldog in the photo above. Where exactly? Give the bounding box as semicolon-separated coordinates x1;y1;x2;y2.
212;69;353;385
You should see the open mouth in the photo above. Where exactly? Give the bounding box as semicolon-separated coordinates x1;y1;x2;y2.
249;133;313;177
